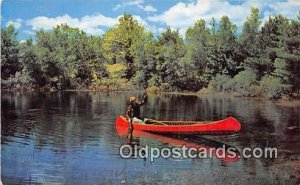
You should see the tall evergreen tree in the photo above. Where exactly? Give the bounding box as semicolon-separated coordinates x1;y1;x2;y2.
211;16;240;77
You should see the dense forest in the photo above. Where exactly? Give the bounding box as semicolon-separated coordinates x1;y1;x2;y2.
1;8;300;99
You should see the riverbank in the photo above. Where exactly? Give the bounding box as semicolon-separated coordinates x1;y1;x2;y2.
2;88;300;108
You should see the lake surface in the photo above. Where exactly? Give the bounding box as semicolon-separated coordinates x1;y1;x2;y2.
1;91;299;184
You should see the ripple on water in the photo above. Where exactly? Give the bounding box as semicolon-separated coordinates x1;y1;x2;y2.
1;92;299;185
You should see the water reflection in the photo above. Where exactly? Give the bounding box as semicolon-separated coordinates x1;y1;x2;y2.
1;91;299;184
116;125;240;163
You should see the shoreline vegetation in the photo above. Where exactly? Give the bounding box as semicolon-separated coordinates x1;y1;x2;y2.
2;7;300;100
2;88;300;107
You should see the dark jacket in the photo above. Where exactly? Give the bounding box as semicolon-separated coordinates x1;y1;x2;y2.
125;94;147;119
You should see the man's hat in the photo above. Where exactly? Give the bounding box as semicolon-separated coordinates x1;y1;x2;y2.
129;96;136;102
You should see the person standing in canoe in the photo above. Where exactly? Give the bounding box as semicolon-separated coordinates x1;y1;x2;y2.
126;92;148;130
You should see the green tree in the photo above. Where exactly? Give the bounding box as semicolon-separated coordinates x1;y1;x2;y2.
240;7;261;58
209;16;240;77
284;15;300;90
103;13;145;79
262;14;300;93
239;7;264;78
1;25;22;80
18;38;46;86
131;32;156;89
35;29;63;87
155;28;185;91
183;19;211;90
35;24;107;89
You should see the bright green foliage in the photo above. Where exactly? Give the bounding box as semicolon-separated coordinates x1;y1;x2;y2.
210;70;258;95
231;69;259;96
279;15;300;90
239;7;264;78
234;9;299;98
106;63;127;79
130;32;156;89
208;16;240;77
240;7;261;57
103;13;145;79
35;24;108;89
273;58;291;83
155;28;185;91
183;19;211;90
1;25;22;80
218;16;237;49
1;10;299;99
260;76;291;99
182;16;241;91
210;74;232;92
257;14;299;97
18;39;45;86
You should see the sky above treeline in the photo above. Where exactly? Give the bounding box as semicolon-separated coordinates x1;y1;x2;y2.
1;0;300;40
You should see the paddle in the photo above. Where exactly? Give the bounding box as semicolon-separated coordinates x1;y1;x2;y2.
129;118;133;130
147;119;168;126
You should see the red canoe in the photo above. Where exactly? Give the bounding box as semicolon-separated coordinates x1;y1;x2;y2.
115;116;241;134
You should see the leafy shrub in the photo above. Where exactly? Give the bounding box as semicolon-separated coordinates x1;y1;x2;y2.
231;70;259;96
148;75;161;88
130;71;148;89
197;84;214;95
89;78;133;91
260;76;292;99
1;71;32;89
209;70;263;97
146;86;160;93
210;74;232;92
160;83;173;91
106;64;127;79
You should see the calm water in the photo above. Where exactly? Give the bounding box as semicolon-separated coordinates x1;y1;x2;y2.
1;91;299;185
